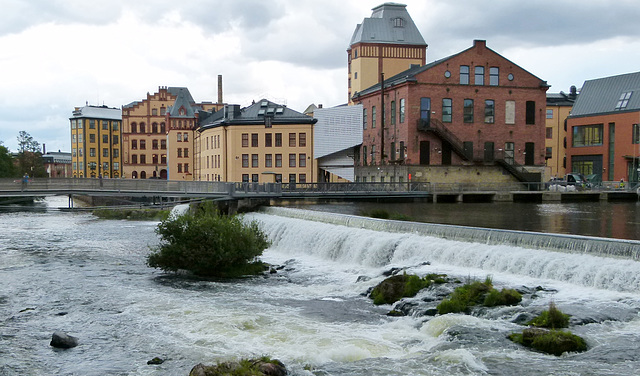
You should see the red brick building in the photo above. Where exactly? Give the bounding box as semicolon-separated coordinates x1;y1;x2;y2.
352;40;549;183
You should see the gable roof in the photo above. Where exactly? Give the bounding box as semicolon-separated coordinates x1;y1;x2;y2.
569;71;640;117
198;99;316;130
167;87;196;118
349;3;426;47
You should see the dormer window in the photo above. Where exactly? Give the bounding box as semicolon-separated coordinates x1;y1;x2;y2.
615;91;633;110
393;18;404;27
179;107;186;116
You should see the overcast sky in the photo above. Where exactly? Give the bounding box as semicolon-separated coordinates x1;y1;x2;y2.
2;0;640;153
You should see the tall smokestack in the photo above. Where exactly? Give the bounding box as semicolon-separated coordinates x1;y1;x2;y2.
43;143;46;155
217;75;223;104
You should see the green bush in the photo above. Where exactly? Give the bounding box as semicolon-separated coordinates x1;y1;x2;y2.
147;202;270;278
508;329;587;356
527;302;570;329
483;288;522;307
370;273;448;305
437;278;521;314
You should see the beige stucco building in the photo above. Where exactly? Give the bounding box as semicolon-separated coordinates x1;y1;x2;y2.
197;100;317;183
545;87;578;178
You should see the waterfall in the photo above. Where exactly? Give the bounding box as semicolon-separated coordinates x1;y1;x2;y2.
169;203;190;218
247;208;640;292
259;207;640;260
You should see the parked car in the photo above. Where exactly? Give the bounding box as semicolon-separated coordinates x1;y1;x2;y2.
547;173;590;191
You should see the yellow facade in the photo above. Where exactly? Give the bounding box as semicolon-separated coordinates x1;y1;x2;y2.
545;103;573;179
199;123;314;183
70;106;122;178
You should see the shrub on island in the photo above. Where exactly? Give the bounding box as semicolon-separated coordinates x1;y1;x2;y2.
437;277;522;314
508;328;587;356
147;202;270;278
369;273;448;305
527;302;570;329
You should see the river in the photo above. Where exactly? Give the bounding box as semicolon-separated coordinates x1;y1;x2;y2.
1;197;640;375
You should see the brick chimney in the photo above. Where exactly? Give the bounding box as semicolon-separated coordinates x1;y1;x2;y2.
217;75;223;104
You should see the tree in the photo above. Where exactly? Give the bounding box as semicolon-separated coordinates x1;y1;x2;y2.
0;141;16;178
147;202;271;278
16;131;46;177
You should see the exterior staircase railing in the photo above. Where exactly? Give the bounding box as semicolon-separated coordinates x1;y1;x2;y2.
417;118;472;161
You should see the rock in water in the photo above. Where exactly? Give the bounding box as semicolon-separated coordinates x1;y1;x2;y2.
50;331;78;348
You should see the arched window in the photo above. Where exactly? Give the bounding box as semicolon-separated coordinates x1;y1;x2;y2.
140;122;146;134
160;122;166;134
152;123;158;133
132;171;138;179
393;17;404;27
131;122;137;133
140;171;147;179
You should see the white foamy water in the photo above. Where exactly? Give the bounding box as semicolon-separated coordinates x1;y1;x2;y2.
1;201;640;375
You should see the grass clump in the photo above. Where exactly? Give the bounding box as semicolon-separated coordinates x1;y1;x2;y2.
370;272;448;305
508;329;587;356
437;276;522;314
189;356;286;376
527;302;570;329
93;208;170;221
147;202;270;278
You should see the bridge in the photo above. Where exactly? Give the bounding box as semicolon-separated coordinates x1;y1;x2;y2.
0;178;637;207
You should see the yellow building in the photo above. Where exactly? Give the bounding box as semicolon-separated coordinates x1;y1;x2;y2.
348;3;427;103
69;105;122;178
197;100;317;183
122;85;224;180
545;87;578;178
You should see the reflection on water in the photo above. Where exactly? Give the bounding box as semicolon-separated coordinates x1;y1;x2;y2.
294;201;640;240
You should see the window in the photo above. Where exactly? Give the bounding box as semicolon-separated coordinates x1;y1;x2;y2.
634;124;640;144
184;164;189;173
102;120;109;130
275;133;282;147
103;162;108;171
112;135;118;145
71;120;76;130
140;123;145;133
178;148;182;158
489;67;499;86
505;101;515;124
72;148;76;157
78;148;83;157
131;154;137;164
183;133;188;142
546;109;554;119
275;174;282;183
393;17;404;27
103;148;108;157
546;147;553;159
152;108;157;116
90;148;96;157
72;134;77;143
131;123;137;133
420;98;431;121
289;153;296;167
152;140;158;150
572;124;603;147
363;108;368;129
160;123;166;133
275;154;282;167
546;127;553;139
113;162;119;171
362;145;368;166
289;133;296;147
251;133;258;147
463;99;474;123
252;174;258;182
177;133;182;142
299;133;306;147
390;100;396;125
265;154;273;167
615;92;633;110
102;135;108;143
152;123;158;133
177;164;182;173
372;106;377;128
113;149;118;158
400;99;405;123
289;174;296;183
460;65;469;85
242;154;249;167
299;153;306;167
265;133;272;147
89;134;95;143
140;154;146;164
152;154;158;164
442;98;452;123
484;100;495;123
132;139;138;150
90;120;95;129
526;101;536;124
252;154;258;167
161;154;166;164
475;66;484;85
242;133;248;147
242;174;249;183
161;140;166;149
184;148;188;158
78;120;83;129
140;140;146;150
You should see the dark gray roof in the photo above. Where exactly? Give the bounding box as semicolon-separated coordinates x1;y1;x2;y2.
547;89;578;107
199;99;316;130
349;3;426;47
167;87;196;118
569;71;640;117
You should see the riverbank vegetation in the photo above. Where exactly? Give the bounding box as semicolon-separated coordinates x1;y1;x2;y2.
437;276;522;314
92;208;170;221
147;202;270;278
369;273;448;305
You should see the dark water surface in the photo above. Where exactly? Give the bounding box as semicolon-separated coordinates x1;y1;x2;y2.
292;201;640;240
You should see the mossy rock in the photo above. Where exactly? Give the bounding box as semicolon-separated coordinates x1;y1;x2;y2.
189;357;286;376
527;302;570;329
437;278;522;314
370;273;447;305
508;328;587;356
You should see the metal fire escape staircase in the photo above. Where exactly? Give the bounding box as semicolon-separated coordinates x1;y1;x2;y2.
417;117;540;183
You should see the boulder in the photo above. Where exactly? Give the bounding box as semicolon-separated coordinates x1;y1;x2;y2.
147;357;164;365
50;331;78;349
189;358;286;376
